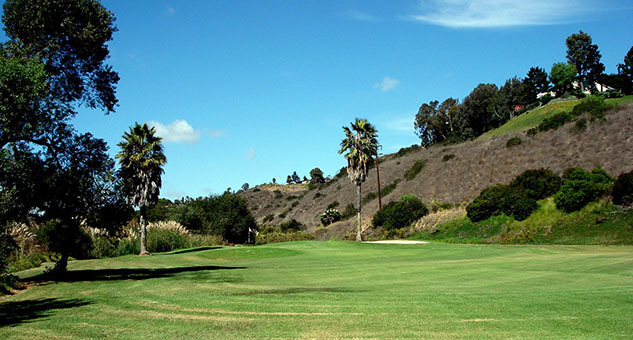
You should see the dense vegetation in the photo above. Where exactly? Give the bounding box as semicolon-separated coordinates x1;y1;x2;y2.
413;31;630;147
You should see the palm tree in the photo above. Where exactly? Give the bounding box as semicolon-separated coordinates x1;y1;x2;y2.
116;123;166;255
339;118;378;241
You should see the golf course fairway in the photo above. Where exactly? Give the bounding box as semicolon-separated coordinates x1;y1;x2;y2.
2;241;632;339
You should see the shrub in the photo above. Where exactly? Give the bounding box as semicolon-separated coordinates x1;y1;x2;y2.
280;219;305;232
404;160;427;181
291;201;299;208
602;90;623;98
510;168;561;200
380;179;400;198
320;209;341;226
263;214;274;223
146;227;188;253
363;192;378;202
91;236;120;258
612;170;633;206
539;93;553;105
466;185;537;222
255;231;314;245
572;117;587;133
526;128;538;137
555;167;615;213
341;203;356;220
115;238;139;256
0;232;17;274
327;201;339;209
505;137;522;148
313;192;322;199
286;195;299;201
427;199;453;213
442;154;456;162
253;188;261;192
373;195;429;230
572;95;610;121
393;144;420;158
538;112;572;131
274;190;283;199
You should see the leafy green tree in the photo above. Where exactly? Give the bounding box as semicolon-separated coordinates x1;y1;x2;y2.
550;62;577;96
524;67;550;103
117;123;166;255
1;0;120;274
339;119;378;241
496;77;529;123
414;100;439;146
414;98;459;146
310;168;325;183
617;46;633;94
2;0;119;113
566;31;605;93
457;83;499;138
291;171;301;183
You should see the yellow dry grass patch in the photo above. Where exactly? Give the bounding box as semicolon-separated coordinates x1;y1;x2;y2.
137;301;363;316
414;207;466;232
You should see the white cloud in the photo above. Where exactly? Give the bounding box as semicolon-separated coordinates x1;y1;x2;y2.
375;76;400;92
148;120;201;144
246;147;256;159
409;0;590;28
347;10;381;21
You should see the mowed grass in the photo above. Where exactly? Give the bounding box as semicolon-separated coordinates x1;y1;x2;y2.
2;241;633;339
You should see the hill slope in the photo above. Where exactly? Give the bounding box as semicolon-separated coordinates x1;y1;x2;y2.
240;101;633;236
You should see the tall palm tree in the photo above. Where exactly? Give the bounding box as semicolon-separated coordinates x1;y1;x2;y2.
116;123;166;255
339;118;378;241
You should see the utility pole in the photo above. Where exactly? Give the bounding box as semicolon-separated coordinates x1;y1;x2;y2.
376;145;382;210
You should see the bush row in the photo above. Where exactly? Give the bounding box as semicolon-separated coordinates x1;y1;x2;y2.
467;166;630;222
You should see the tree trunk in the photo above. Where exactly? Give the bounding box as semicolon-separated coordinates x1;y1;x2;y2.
356;183;362;242
139;205;149;255
53;252;69;275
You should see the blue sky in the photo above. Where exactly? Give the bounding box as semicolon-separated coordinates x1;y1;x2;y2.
2;0;632;200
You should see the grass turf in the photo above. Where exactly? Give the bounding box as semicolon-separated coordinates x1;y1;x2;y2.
2;241;632;339
483;95;633;138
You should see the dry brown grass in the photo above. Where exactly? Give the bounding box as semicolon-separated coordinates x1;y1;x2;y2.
240;104;633;239
413;207;466;233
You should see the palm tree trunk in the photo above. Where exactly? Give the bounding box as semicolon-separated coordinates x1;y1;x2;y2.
139;205;149;255
356;183;362;242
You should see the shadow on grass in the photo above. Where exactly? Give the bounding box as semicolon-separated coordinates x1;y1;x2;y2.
0;298;91;327
159;246;222;255
28;265;245;283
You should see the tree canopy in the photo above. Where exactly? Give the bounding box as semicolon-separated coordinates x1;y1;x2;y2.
550;62;577;96
566;31;605;92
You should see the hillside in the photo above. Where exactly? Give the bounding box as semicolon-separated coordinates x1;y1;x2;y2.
240;100;633;237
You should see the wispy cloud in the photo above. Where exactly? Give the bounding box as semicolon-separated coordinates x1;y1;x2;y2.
347;10;381;21
206;129;227;138
409;0;591;28
375;76;400;92
246;147;256;160
164;6;175;17
385;116;415;133
148;120;201;144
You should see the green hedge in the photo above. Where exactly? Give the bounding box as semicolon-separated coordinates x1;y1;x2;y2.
373;195;429;230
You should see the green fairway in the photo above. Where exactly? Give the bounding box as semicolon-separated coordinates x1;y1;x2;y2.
2;241;632;339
